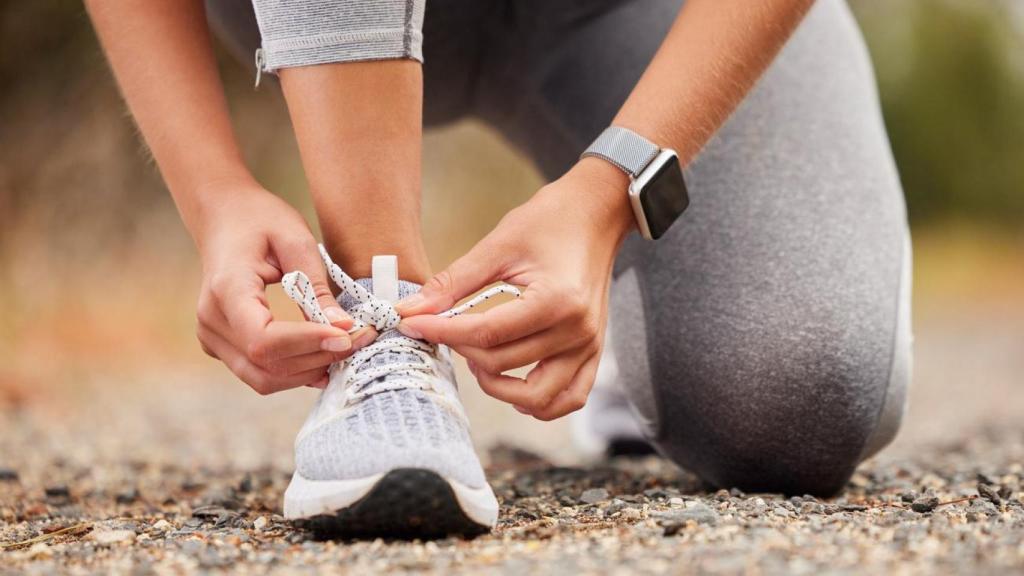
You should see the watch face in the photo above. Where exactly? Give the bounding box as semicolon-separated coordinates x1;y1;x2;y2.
639;154;689;239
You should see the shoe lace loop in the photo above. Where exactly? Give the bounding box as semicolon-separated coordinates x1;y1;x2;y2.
281;245;520;403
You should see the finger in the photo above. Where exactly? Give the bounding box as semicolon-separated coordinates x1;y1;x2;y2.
528;352;600;421
274;236;353;330
200;325;330;394
238;362;331;394
473;351;582;413
271;350;344;376
243;321;353;366
210;268;275;343
350;327;379;350
395;240;505;316
398;289;563;348
454;325;582;374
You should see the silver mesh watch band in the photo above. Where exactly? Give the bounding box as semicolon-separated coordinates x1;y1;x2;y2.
580;126;660;178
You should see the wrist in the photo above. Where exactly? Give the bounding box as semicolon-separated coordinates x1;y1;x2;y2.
563;157;636;243
182;173;266;243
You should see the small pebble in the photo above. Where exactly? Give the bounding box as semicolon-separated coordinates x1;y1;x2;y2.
44;485;70;499
619;507;642;521
977;483;1001;505
773;506;794;517
911;494;940;513
27;542;52;559
605;499;628;515
580;488;609;504
90;529;136;545
0;468;18;482
237;474;254;494
116;488;139;504
656;502;719;535
253;516;268;531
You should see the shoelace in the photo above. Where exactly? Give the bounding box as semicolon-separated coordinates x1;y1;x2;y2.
282;245;520;403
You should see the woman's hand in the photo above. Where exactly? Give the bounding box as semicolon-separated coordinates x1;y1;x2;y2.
396;160;634;420
193;182;375;395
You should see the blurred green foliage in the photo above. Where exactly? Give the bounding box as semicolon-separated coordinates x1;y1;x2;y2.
853;0;1024;226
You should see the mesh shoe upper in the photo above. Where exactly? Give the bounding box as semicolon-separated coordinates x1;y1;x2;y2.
293;279;487;489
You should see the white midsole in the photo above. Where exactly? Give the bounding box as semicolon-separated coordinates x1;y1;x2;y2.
283;469;500;528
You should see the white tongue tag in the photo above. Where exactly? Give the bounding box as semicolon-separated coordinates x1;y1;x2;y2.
371;255;399;303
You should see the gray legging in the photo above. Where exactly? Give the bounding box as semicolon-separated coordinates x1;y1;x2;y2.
208;0;911;496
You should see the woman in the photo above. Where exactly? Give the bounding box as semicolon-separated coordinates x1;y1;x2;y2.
86;0;910;538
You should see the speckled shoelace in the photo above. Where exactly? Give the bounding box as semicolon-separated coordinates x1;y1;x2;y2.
281;245;520;403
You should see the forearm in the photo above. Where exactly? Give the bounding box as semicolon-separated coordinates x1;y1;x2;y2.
569;0;815;240
616;0;815;165
279;60;429;282
85;0;254;238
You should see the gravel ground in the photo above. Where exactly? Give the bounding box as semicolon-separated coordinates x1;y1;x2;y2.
1;314;1023;574
2;422;1022;574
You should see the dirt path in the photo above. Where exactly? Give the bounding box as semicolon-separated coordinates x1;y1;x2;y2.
1;312;1022;574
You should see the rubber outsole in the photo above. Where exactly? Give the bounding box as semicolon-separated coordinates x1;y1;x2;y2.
292;468;492;540
607;437;658;458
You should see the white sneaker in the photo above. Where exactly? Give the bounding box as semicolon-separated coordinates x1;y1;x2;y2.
281;254;498;538
571;321;657;459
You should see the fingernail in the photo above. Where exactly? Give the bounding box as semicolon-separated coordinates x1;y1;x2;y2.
395;293;425;313
513;404;531;415
321;336;351;352
310;377;328;389
466;360;478;377
351;329;376;350
397;322;422;339
324;307;348;324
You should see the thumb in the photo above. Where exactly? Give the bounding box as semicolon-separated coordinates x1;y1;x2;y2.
276;237;353;330
396;242;503;316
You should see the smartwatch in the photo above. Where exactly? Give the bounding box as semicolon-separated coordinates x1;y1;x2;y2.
581;126;689;240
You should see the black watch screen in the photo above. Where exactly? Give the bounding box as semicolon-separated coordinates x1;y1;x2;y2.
639;155;689;239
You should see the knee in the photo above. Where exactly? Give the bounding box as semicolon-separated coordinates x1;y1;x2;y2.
651;332;897;496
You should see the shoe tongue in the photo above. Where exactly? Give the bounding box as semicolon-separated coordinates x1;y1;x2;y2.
338;279;422;312
371;255;399;303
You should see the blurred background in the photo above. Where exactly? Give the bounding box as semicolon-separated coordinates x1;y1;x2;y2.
1;1;1021;471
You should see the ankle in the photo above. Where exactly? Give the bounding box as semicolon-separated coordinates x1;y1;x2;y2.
321;240;431;284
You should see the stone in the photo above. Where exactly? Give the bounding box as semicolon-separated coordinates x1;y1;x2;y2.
911;495;940;513
116;488;139;504
580;488;609;504
0;468;18;482
656;501;720;535
27;542;52;559
619;507;642;521
193;505;234;520
90;529;137;545
237;474;254;494
44;485;70;499
977;483;1001;505
605;499;628;515
253;516;268;531
773;506;794;518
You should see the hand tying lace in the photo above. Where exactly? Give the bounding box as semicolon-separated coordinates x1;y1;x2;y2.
281;245;519;403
